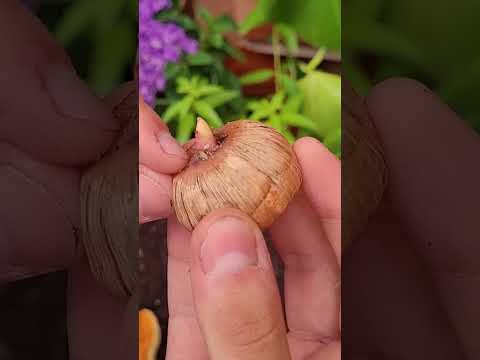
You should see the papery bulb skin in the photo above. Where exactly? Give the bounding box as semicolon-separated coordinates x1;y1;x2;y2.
173;120;302;231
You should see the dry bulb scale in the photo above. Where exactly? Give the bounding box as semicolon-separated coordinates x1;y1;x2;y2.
172;118;303;231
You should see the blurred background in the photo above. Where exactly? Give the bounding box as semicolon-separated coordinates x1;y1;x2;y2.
344;0;480;133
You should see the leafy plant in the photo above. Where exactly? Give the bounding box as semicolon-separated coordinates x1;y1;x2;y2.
246;91;318;143
162;76;239;143
240;0;341;50
156;7;246;127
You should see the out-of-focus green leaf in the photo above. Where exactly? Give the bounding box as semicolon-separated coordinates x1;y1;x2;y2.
301;48;327;74
283;113;318;134
186;51;215;66
280;74;298;94
89;19;134;95
239;0;274;34
283;94;303;113
176;111;196;143
271;91;285;111
209;33;224;48
203;91;239;108
193;101;223;128
275;23;298;54
55;0;95;45
162;96;193;123
213;15;237;33
195;85;223;97
239;69;274;85
273;0;341;50
297;70;340;138
198;7;215;27
323;127;341;157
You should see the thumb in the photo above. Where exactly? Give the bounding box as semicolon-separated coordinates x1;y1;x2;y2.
190;209;291;360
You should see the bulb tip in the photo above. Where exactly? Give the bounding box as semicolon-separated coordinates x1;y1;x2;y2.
195;118;215;147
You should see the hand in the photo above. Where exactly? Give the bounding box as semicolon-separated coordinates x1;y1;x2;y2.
166;137;340;359
139;98;188;223
0;0;117;284
344;79;480;359
0;2;137;359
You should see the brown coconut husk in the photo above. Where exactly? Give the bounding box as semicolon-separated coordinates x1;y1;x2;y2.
342;83;388;251
79;82;138;298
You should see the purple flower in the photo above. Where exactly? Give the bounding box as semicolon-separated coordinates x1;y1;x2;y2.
139;0;199;106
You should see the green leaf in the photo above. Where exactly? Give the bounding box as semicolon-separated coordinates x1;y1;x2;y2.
213;15;237;33
283;94;303;113
193;101;223;128
280;74;298;94
209;33;224;48
177;77;192;94
282;113;318;134
89;19;134;95
162;96;193;123
239;0;274;34
272;0;341;50
196;85;224;97
186;51;215;66
301;48;327;74
176;112;196;144
239;69;274;85
297;70;340;138
198;7;214;27
271;92;286;111
275;23;299;54
323;127;341;157
203;91;239;108
55;0;95;45
224;43;245;61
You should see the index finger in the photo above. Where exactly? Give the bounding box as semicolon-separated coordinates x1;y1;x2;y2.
139;98;188;174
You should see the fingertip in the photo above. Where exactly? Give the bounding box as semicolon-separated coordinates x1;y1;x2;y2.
139;101;188;174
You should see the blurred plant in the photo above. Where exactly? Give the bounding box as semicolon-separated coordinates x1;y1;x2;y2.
246;91;317;143
240;0;341;51
162;75;239;142
156;7;246;126
139;0;198;105
53;0;137;95
344;0;480;132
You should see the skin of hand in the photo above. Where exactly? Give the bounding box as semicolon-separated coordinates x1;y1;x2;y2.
343;78;480;360
0;0;118;284
138;102;341;359
0;2;138;359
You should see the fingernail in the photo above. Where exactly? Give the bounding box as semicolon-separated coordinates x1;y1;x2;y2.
201;217;258;275
157;133;187;159
139;166;172;222
43;62;117;130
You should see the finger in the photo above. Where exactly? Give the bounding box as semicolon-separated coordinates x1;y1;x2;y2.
0;142;78;284
67;255;137;360
367;78;480;357
166;216;209;360
294;137;341;264
190;209;290;360
270;191;340;359
0;0;118;165
139;98;188;174
139;166;173;223
343;199;463;360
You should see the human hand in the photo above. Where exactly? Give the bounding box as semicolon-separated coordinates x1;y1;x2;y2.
0;0;118;284
139;98;188;224
344;79;480;359
165;137;340;359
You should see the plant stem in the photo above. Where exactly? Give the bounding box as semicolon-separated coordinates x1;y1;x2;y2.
272;27;281;93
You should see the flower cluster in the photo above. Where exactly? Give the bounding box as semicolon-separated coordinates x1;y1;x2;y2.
139;0;198;105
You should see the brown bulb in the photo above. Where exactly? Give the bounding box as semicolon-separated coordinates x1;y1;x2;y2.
173;119;302;231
